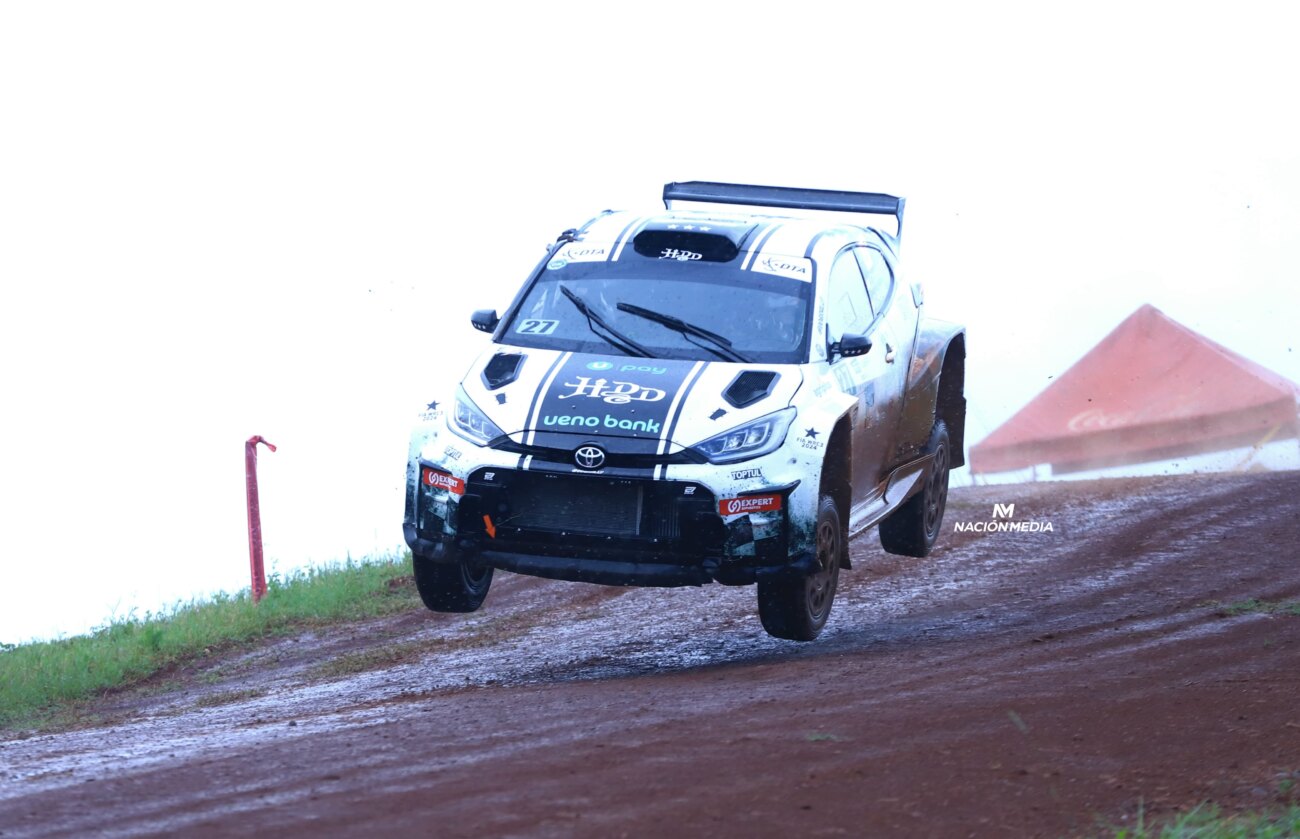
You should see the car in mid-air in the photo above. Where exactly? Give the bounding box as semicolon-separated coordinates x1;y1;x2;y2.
403;181;966;640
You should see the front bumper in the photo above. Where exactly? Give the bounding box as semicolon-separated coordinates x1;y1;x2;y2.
404;463;809;587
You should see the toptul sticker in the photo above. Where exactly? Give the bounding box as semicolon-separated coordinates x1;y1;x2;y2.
718;494;782;516
422;467;465;495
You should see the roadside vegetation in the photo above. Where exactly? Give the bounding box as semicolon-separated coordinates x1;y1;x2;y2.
0;553;418;731
1209;598;1300;618
1105;802;1300;838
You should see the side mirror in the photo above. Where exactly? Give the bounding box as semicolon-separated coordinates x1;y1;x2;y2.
470;309;500;334
830;332;872;360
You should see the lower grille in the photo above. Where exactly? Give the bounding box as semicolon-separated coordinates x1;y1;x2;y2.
508;479;641;536
465;469;719;551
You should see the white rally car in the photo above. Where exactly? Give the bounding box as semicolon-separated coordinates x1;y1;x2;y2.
403;182;966;640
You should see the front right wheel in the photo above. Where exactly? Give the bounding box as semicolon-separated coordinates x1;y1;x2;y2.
757;494;842;641
412;547;493;613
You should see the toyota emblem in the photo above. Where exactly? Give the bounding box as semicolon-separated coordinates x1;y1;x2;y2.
574;445;606;470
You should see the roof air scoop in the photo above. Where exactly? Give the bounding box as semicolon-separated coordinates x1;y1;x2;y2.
482;353;525;390
632;226;742;262
725;370;779;408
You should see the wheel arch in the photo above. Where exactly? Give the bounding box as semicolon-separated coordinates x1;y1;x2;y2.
898;318;967;466
936;332;966;468
820;415;853;569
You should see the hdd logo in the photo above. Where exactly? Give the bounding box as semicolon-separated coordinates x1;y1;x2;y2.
993;503;1015;519
557;377;667;405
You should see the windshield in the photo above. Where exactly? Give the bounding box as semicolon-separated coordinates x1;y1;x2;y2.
501;257;812;364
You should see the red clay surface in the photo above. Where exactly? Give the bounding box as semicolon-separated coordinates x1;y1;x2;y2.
3;472;1299;838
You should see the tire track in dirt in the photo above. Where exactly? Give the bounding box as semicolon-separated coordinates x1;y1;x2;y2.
3;472;1298;837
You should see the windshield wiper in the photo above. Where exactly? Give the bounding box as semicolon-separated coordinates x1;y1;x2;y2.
559;286;652;358
616;302;752;363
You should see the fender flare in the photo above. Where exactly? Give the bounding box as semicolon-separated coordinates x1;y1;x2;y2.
899;318;966;467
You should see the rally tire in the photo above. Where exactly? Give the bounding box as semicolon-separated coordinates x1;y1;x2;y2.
412;549;493;613
879;419;951;558
757;494;842;641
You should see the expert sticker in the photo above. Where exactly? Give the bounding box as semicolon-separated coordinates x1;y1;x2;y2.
719;494;783;515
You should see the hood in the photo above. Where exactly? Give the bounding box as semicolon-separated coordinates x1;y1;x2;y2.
461;347;802;452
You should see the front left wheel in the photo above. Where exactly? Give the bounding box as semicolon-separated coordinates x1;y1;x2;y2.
412;548;493;613
757;494;842;641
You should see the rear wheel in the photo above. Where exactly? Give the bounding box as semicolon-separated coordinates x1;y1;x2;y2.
879;419;951;557
757;494;842;641
412;547;493;612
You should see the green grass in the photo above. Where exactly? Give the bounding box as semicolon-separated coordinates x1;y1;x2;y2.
1107;803;1300;838
0;553;418;731
1210;599;1300;618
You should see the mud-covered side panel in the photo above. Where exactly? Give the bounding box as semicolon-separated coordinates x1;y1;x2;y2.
403;402;446;534
897;318;966;464
781;377;855;558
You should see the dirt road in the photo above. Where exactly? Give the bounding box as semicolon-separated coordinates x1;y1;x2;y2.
3;472;1299;837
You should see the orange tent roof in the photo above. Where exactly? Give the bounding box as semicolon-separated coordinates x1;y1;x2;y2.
969;305;1300;474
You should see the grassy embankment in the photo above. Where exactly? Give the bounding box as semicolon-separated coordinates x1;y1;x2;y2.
1105;800;1300;838
0;553;418;731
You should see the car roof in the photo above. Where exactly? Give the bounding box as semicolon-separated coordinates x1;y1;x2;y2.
570;209;898;265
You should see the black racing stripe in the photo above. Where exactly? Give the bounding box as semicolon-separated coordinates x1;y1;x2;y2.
612;216;655;261
741;222;783;270
535;354;699;482
522;352;570;443
803;229;831;260
753;222;784;253
536;355;696;439
609;215;645;261
661;361;709;459
736;220;772;251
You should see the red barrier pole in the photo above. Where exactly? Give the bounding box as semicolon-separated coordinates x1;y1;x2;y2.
245;436;277;603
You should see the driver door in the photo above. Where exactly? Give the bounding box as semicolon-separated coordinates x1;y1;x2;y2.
825;250;904;499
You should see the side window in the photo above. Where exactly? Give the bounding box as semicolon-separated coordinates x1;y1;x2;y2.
855;247;893;315
825;252;873;339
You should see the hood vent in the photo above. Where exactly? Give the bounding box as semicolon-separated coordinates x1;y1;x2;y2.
481;353;525;390
724;370;779;408
632;227;743;262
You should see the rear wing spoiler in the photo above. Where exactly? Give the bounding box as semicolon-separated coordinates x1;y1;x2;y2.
662;181;905;239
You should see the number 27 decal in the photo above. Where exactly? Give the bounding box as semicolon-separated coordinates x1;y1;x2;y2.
516;319;559;335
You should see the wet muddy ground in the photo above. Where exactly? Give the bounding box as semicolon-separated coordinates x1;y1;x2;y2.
2;472;1299;837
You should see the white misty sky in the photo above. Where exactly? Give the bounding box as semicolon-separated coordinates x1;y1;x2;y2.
1;2;1297;643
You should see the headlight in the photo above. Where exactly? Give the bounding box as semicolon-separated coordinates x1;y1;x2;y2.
690;408;796;464
449;387;505;445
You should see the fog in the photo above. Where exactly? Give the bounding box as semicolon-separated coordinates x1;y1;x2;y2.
2;3;1297;642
